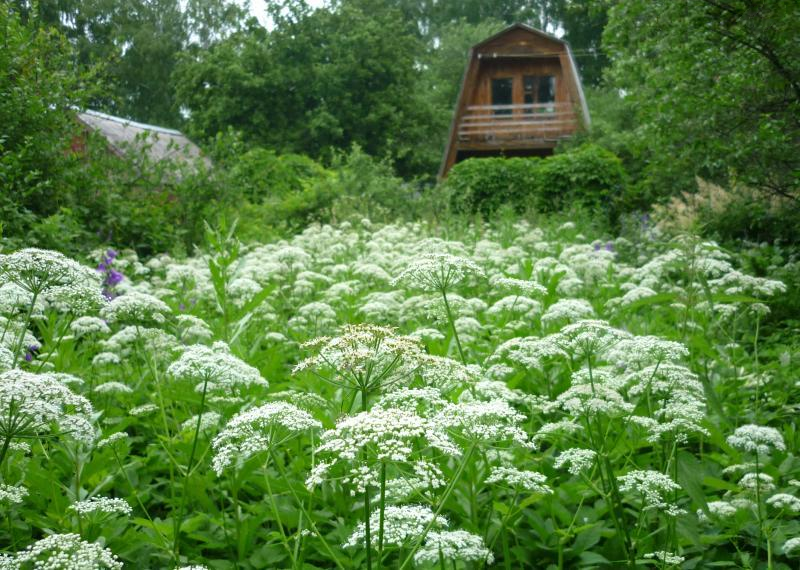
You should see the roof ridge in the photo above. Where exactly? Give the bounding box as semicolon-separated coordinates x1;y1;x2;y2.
79;109;184;136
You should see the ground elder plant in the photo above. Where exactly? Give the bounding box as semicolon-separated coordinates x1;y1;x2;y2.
0;218;797;568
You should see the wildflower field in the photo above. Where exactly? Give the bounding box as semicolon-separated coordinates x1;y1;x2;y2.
0;218;798;569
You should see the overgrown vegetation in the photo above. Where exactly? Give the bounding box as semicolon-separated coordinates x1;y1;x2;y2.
2;1;800;568
1;219;799;568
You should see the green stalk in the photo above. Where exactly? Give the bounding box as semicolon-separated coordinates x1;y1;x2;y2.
0;434;12;470
172;373;210;560
399;444;476;570
34;314;74;372
483;488;519;569
377;461;387;570
440;289;466;365
268;448;346;570
263;460;298;565
11;289;39;368
110;447;171;553
361;387;373;570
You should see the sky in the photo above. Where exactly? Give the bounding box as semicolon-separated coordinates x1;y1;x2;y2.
248;0;327;27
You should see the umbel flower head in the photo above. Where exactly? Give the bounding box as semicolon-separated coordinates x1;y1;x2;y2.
554;320;632;360
69;497;132;517
391;252;485;292
294;324;424;394
5;533;122;569
343;504;448;549
434;399;533;448
617;469;685;516
211;402;321;475
414;530;494;566
0;248;105;313
726;424;786;456
100;291;171;325
309;406;458;493
167;341;268;392
486;466;552;494
0;369;95;444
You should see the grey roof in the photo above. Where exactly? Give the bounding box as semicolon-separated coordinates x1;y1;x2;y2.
76;109;207;166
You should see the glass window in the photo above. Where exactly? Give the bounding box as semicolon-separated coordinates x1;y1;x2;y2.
538;76;556;105
491;77;513;115
523;75;556;112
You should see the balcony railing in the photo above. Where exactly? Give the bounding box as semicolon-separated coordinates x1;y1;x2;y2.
457;102;578;144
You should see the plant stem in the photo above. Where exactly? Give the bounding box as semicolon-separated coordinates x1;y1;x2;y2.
263;459;297;565
110;448;171;553
268;448;346;570
399;444;476;570
440;289;466;364
377;461;387;570
0;434;12;470
173;374;210;560
11;290;39;368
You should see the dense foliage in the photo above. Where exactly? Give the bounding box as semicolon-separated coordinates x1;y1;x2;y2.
599;0;800;202
0;219;798;568
444;145;627;219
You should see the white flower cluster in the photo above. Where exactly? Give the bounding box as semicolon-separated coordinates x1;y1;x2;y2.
391;252;485;291
644;551;685;566
310;406;458;493
0;483;28;505
738;472;776;492
8;533;122;569
70;316;111;337
414;530;493;565
617;470;685;516
486;466;552;494
212;402;321;475
553;448;597;475
0;248;105;313
541;298;595;326
766;493;800;513
97;432;129;449
69;497;132;517
93;382;133;395
726;424;786;456
0;369;95;444
294;324;423;391
343;504;447;548
101;291;171;324
175;314;214;344
785;537;800;556
436;400;532;448
490;276;547;297
167;341;268;391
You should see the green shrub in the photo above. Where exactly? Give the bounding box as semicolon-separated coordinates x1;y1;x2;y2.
442;144;627;220
536;144;627;215
443;157;542;215
228;147;328;202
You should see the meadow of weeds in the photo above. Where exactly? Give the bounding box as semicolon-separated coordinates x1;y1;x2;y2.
0;218;798;569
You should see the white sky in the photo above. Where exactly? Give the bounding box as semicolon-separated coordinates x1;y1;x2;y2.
248;0;327;27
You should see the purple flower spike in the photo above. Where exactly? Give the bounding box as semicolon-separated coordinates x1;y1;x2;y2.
107;269;124;286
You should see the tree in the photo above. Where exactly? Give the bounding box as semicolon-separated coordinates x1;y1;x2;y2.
603;0;800;200
11;0;246;126
175;0;437;177
0;2;94;239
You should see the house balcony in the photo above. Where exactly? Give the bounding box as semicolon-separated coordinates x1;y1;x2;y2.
456;103;579;149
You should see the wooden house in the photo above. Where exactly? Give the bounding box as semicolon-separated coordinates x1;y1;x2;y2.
439;23;590;178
